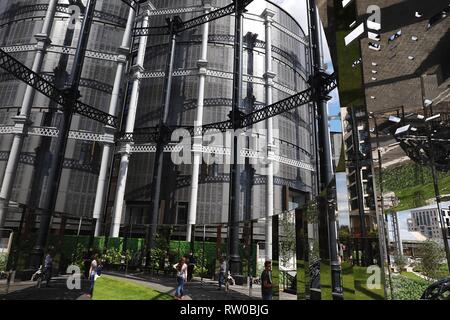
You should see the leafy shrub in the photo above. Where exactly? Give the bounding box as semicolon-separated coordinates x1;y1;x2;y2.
103;248;132;265
390;275;430;300
0;253;8;271
394;254;408;272
412;264;422;273
193;265;208;277
71;243;87;270
417;241;447;280
149;248;165;271
191;248;211;277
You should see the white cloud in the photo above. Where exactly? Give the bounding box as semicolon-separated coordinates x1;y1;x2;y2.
272;0;309;32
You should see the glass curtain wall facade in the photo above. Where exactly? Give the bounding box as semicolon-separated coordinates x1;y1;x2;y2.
0;0;129;221
0;0;316;261
119;0;315;231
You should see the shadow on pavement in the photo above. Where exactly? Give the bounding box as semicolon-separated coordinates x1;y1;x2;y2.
0;276;90;300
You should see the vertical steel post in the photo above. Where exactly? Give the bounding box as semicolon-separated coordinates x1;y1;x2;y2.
29;0;97;269
261;8;276;262
110;5;151;238
0;0;58;228
147;17;179;254
228;0;244;275
187;1;212;242
307;0;342;299
93;6;136;236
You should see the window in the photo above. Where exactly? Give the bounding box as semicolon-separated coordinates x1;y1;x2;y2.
176;202;188;225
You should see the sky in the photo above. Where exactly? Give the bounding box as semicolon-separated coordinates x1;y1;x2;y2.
389;202;450;242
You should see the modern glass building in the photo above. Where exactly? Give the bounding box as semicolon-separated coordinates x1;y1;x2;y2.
0;0;130;222
0;0;316;239
115;0;316;232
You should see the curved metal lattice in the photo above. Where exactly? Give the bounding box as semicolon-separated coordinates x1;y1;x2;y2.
391;113;450;172
0;48;118;127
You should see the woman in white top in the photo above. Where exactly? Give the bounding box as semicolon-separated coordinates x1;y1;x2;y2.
173;257;187;299
87;254;98;298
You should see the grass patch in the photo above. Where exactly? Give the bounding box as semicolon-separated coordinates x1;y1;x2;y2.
378;162;450;211
92;275;174;300
353;266;385;300
400;272;428;282
393;175;450;211
335;30;365;107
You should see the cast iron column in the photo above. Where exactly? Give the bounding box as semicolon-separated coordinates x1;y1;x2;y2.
228;0;244;275
109;5;151;237
307;0;342;299
147;17;179;253
0;0;58;228
187;1;212;242
29;0;97;269
93;5;136;236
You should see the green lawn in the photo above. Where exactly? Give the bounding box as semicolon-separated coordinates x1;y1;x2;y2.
319;263;384;300
353;266;385;300
379;162;450;212
393;175;450;211
400;272;429;282
335;31;365;107
92;275;174;300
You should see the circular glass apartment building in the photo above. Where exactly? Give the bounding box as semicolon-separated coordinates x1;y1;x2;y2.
0;0;130;222
0;0;316;236
120;0;316;232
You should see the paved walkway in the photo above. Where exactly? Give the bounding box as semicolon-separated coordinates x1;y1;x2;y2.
1;271;297;300
0;276;90;300
105;271;297;300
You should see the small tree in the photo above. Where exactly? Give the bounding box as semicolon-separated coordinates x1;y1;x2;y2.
279;212;296;269
417;240;446;280
394;254;407;273
412;190;426;208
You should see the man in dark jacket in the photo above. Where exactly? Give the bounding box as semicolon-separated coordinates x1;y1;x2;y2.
260;261;273;300
187;251;196;282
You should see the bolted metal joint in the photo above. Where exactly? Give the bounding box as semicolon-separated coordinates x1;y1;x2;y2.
308;71;334;102
228;109;246;130
61;88;80;112
159;124;173;145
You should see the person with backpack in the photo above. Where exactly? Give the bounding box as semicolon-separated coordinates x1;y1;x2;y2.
260;260;273;300
173;257;187;300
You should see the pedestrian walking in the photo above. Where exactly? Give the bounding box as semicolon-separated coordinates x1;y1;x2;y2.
217;257;226;290
43;250;53;287
87;253;100;299
187;251;196;282
173;257;187;300
261;260;273;300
